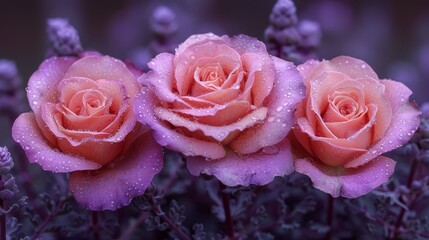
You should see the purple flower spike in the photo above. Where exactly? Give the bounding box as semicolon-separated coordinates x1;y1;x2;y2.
0;147;14;175
150;6;178;37
46;18;83;57
0;59;20;92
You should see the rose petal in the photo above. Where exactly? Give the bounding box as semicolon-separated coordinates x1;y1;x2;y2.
134;88;226;158
381;80;413;114
295;117;367;166
345;102;420;168
230;57;305;154
27;57;77;125
69;130;163;210
11;113;101;172
172;101;254;126
175;42;242;96
307;72;359;138
358;78;392;142
187;138;294;186
295;156;396;198
240;53;274;106
155;106;267;143
175;33;226;57
63;55;140;98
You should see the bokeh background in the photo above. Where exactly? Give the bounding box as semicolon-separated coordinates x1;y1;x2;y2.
1;0;428;144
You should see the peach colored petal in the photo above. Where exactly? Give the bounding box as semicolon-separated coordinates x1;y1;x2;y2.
297;59;321;87
329;56;379;80
241;52;275;106
230;57;305;154
295;156;395;198
295;117;368;166
134;88;226;159
174;42;241;96
358;78;392;143
58;77;98;104
324;106;368;138
174;33;226;57
198;88;241;105
56;136;125;165
154;106;267;142
63;55;140;98
62;112;116;132
345;102;420;168
11;113;101;172
307;72;360;138
172;101;253;126
381;80;413;114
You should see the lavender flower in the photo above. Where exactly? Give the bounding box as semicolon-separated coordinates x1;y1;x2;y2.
0;147;17;200
264;0;321;64
0;60;24;117
150;6;178;38
46;18;83;57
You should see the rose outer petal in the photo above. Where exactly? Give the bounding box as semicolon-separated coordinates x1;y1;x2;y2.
63;55;140;98
295;156;396;198
134;87;226;159
69;131;163;211
230;57;305;154
187;138;294;186
345;98;420;168
12;113;101;172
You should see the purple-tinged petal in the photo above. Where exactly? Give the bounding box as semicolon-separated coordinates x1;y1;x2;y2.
69;130;163;211
134;87;226;159
11;113;101;172
345;102;420;168
380;80;413;114
230;57;305;154
295;156;395;198
187;139;294;186
27;57;77;116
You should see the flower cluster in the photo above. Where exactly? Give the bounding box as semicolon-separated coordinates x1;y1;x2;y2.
11;19;420;212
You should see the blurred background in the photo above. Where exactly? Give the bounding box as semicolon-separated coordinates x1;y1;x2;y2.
0;0;428;125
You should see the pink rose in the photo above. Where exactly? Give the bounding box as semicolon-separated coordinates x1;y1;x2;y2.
12;54;163;210
292;56;421;198
134;33;305;186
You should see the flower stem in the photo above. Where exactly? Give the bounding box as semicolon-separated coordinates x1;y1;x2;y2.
325;195;334;240
152;204;190;240
118;211;149;240
31;198;66;240
0;176;6;240
92;211;100;240
220;182;234;239
392;158;418;239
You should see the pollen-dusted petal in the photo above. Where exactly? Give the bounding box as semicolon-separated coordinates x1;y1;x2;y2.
69;130;163;211
11;113;101;172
